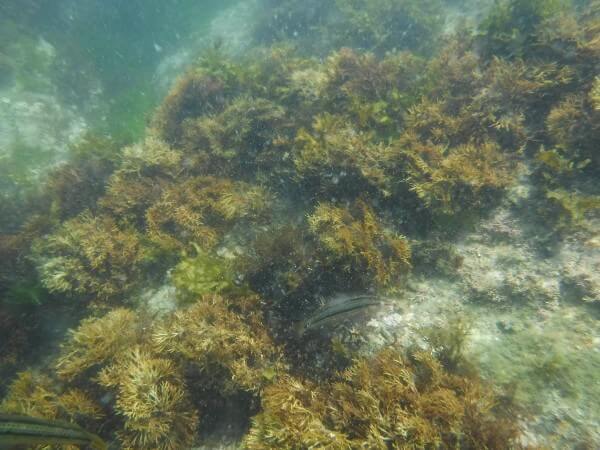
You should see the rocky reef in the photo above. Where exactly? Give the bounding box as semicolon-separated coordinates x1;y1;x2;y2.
1;0;600;448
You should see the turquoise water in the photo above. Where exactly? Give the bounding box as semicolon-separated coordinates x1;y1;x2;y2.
1;1;599;448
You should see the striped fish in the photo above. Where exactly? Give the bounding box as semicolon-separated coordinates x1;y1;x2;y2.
296;293;387;336
0;414;107;450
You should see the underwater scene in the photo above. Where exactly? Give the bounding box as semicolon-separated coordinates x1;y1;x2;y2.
0;0;599;448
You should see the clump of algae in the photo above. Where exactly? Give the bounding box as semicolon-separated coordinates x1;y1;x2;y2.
245;348;521;449
2;295;284;449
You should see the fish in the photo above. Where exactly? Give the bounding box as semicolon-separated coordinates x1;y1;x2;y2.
296;293;389;336
0;414;107;450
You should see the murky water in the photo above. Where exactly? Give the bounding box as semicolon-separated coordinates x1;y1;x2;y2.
1;1;599;448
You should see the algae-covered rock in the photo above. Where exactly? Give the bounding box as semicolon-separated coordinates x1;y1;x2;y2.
245;348;521;449
33;213;152;301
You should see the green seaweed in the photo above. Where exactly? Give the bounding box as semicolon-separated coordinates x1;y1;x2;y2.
171;245;248;304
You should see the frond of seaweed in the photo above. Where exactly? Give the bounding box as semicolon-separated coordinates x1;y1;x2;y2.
109;347;199;450
307;200;411;288
1;371;104;424
145;176;272;252
55;308;141;381
152;294;284;394
244;348;521;449
33;213;150;300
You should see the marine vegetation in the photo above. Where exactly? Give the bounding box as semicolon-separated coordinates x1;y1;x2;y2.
318;48;426;135
244;348;521;449
151;67;236;148
153;294;285;394
307;201;411;288
145;176;272;252
54;308;198;450
170;246;240;303
293;114;392;199
99;136;183;224
236;199;411;327
43;133;121;222
544;189;600;229
3;0;600;447
393;136;515;216
545;92;599;173
477;0;572;59
177;96;289;179
235;224;320;309
2;295;284;449
0;310;30;382
33;213;151;301
1;371;103;426
591;76;600;110
55;308;143;381
99;347;199;450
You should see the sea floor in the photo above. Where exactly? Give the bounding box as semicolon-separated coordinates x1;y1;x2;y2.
362;179;600;448
1;2;599;448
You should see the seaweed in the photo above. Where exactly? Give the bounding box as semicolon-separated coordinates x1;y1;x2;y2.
393;136;515;216
545;189;600;229
99;136;183;224
2;293;284;448
152;294;285;394
0;310;31;384
535;148;583;176
52;308;200;449
544;93;598;172
420;318;474;374
40;133;121;223
151;52;244;146
170;246;246;304
5;0;600;446
410;238;464;278
179;96;290;179
1;371;103;427
307;200;411;288
244;348;522;449
100;347;199;450
478;0;572;60
320;48;427;134
235;225;320;307
33;213;151;301
55;308;142;381
293;114;392;199
145;176;272;252
591;76;600;111
423;44;573;147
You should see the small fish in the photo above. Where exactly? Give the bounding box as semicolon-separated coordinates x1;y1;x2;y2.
296;293;388;336
0;414;107;450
